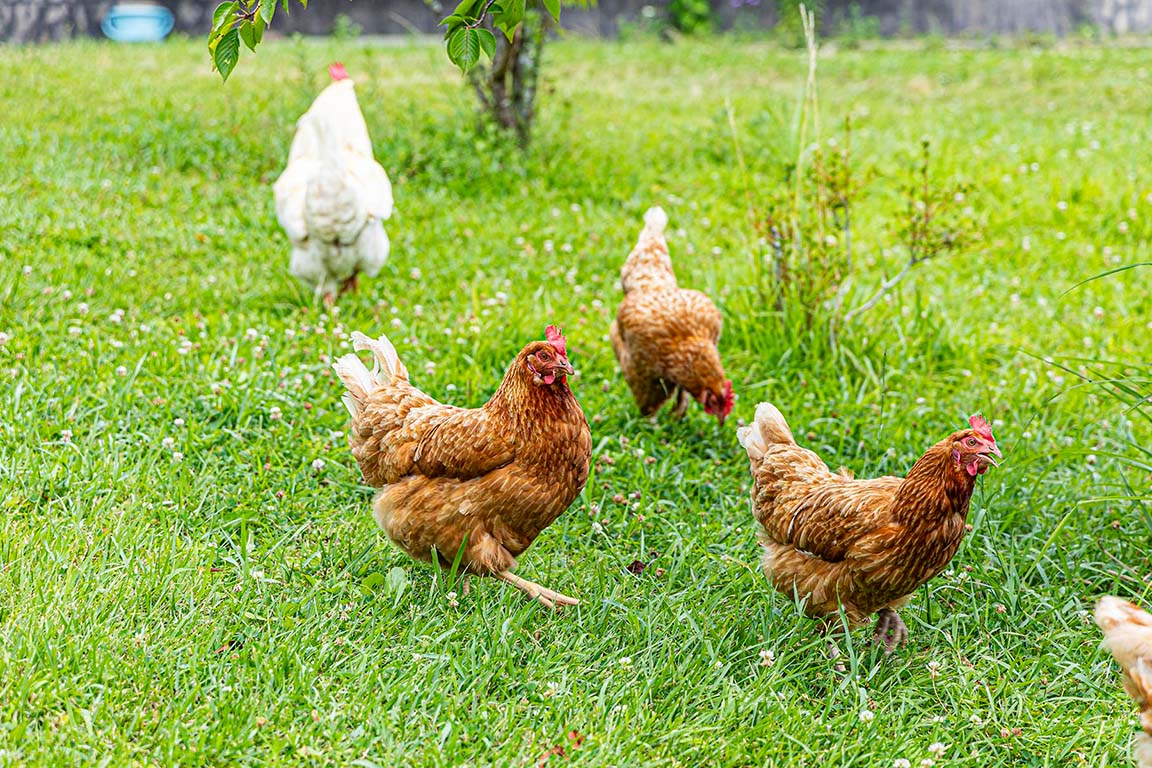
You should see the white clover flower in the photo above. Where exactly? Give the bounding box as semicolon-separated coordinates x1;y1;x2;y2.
618;657;632;667
311;458;326;472
893;759;911;768
859;710;875;723
68;326;82;336
269;406;282;421
591;522;604;535
0;332;9;346
115;365;128;377
928;743;947;756
410;267;423;280
970;714;983;726
162;437;175;450
920;760;935;767
173;418;185;428
172;452;184;462
758;649;775;667
926;661;940;679
61;429;73;443
390;317;403;329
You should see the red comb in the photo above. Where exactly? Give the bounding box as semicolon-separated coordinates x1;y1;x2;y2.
328;62;349;81
544;325;567;357
969;413;995;442
721;380;734;419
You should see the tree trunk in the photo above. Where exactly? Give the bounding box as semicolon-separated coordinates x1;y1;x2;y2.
469;7;547;146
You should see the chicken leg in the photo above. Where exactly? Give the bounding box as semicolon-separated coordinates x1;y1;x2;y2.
670;387;693;420
496;571;579;610
873;608;908;653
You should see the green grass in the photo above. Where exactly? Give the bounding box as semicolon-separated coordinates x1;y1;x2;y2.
1;34;1150;767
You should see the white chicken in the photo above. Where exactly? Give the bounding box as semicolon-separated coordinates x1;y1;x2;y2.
273;63;394;305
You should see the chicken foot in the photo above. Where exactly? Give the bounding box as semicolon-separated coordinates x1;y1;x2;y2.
873;608;908;654
496;571;580;610
339;272;360;296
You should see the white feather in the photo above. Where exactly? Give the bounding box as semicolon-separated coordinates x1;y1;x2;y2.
273;77;394;299
643;206;668;234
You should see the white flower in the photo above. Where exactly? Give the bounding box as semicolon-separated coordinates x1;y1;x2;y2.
390;317;403;329
758;649;775;667
1056;200;1068;211
61;429;73;443
618;657;632;667
311;458;326;472
858;710;874;723
68;326;82;337
115;365;128;377
591;522;604;534
173;418;185;428
920;760;935;767
172;452;184;462
894;759;911;768
928;743;947;756
0;332;8;346
245;328;258;341
269;406;282;421
162;437;175;450
970;714;983;726
926;661;940;679
409;267;422;280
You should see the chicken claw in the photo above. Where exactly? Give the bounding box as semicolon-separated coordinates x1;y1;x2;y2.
670;387;692;420
873;608;908;653
496;571;580;610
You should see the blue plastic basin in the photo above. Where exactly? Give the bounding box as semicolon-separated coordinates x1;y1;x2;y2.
101;4;175;43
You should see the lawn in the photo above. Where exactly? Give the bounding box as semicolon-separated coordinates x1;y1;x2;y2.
1;32;1150;767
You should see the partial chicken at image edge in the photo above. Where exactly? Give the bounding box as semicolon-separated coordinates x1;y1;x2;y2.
737;404;1002;654
1096;596;1152;768
273;62;394;307
333;326;592;609
610;206;734;425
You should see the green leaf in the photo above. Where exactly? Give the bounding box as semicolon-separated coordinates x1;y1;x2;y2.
438;14;466;27
446;26;482;72
252;14;266;44
452;0;479;19
298;0;307;7
280;0;290;13
213;27;241;81
259;0;276;22
477;28;496;60
211;0;238;32
541;0;560;22
493;0;524;40
238;20;257;52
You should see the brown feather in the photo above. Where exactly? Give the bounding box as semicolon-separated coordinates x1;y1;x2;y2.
611;209;730;419
344;338;592;576
748;414;986;626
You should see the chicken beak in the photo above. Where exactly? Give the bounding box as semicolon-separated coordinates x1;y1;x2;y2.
558;359;575;377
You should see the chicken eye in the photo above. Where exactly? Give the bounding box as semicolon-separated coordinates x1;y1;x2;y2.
537;351;551;362
966;437;978;447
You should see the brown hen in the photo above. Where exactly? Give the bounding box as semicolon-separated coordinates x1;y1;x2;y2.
737;402;1001;651
610;207;733;424
332;326;592;609
1095;595;1152;768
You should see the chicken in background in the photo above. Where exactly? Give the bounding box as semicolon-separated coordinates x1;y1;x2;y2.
610;207;733;424
333;326;592;609
273;63;393;306
737;403;1001;652
1095;595;1152;767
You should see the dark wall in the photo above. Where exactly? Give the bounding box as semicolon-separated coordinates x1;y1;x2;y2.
2;0;1149;43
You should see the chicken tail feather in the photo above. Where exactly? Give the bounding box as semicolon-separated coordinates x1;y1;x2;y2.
643;206;668;235
332;353;375;417
737;401;796;461
351;331;409;384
